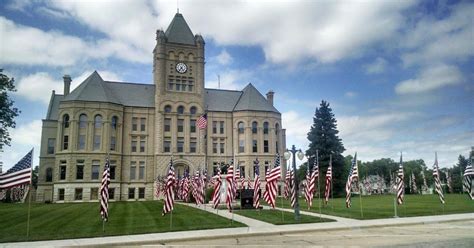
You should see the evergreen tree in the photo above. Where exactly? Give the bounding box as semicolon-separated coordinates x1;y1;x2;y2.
306;100;346;196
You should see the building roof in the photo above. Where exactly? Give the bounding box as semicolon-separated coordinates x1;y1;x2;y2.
234;83;279;113
205;89;242;112
165;13;195;45
45;92;64;120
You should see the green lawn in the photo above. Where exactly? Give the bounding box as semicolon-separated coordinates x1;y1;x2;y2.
234;209;334;225
269;194;474;220
0;201;245;243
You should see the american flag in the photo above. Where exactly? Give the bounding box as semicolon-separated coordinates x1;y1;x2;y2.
305;157;319;209
162;158;176;216
100;155;111;221
446;171;452;193
197;113;208;129
225;161;235;212
432;153;445;204
345;153;359;208
0;149;33;190
411;172;418;194
253;158;261;209
246;176;252;189
263;154;281;208
154;178;161;199
283;165;291;199
396;154;404;205
198;170;205;204
324;155;333;205
182;170;190;202
235;166;242;192
421;169;428;192
290;169;296;208
462;159;473;200
212;168;222;209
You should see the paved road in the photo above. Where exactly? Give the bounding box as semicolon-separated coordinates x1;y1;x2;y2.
162;220;474;247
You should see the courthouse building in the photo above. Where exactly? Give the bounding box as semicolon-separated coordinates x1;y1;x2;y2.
36;13;286;203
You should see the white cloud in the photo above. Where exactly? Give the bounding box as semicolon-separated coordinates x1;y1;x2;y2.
282;110;312;152
364;57;387;74
205;69;251;90
395;64;462;94
344;91;357;98
15;70;122;104
215;50;233;65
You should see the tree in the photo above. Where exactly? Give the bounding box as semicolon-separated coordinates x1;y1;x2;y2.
306;100;346;196
0;69;20;150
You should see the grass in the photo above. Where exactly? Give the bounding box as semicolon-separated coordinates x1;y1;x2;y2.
234;209;334;225
268;194;474;220
0;201;245;243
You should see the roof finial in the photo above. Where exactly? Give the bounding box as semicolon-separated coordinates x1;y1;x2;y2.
177;0;179;13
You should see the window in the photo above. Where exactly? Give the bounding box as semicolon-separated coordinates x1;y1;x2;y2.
263;122;269;134
252;121;258;134
213;162;219;176
63;114;70;128
164;118;171;132
94;115;102;129
164;105;172;113
131;137;137;152
140;118;146;131
128;188;135;199
276;141;279;153
91;161;100;180
239;140;245;153
164;139;171;152
75;188;83;201
94;135;101;150
220;121;225;134
190;119;196;133
111;116;118;130
76;161;84;180
241;166;246;178
58;189;65;201
130;161;136;180
79;114;87;129
190;139;197;153
78;135;85;150
212;121;217;134
213;142;218;154
90;188;98;200
252;140;258;153
138;188;145;199
177;106;184;114
46;168;53;182
47;138;55;154
108;188;115;200
190;106;197;115
140;139;145;153
238;122;244;134
110;161;116;180
177;119;184;132
132;117;138;131
177;138;184;153
139;161;145;180
220;140;225;154
275;123;280;135
63;135;69;150
60;163;66;180
110;136;116;151
265;162;269;174
264;140;269;153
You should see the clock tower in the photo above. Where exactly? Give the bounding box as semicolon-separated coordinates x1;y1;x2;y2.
153;13;206;173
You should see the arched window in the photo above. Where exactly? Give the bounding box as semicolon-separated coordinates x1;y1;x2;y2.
263;122;269;134
63;114;70;128
164;105;172;113
252;121;258;134
177;106;184;114
79;114;87;129
190;106;197;115
111;116;118;130
275;123;280;135
46;168;53;182
94;115;102;129
238;122;244;134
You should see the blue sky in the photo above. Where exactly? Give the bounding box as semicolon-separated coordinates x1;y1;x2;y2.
1;0;473;170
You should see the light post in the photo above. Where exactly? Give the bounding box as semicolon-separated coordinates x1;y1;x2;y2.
284;145;305;221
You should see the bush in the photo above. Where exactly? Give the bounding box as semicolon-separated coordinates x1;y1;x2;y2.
205;187;214;203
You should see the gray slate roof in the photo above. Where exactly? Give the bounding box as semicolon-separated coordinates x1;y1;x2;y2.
165;13;195;45
47;71;279;120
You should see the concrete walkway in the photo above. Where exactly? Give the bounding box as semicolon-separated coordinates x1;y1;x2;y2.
2;210;473;247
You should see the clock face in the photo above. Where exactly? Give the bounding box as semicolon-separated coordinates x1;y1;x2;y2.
176;62;187;74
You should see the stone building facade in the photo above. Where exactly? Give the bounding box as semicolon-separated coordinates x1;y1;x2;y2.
36;13;286;203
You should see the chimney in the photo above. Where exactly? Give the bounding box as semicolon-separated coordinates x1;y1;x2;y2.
266;90;274;106
63;75;71;96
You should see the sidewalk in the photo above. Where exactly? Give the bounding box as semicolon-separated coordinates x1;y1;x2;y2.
2;210;472;247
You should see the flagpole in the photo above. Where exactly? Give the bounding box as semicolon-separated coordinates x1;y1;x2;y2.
26;148;33;239
330;154;334;211
358;185;364;219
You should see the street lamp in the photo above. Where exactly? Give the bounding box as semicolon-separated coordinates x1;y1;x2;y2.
284;145;305;221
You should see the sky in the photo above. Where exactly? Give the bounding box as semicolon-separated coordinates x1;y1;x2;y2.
0;0;473;171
